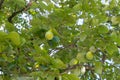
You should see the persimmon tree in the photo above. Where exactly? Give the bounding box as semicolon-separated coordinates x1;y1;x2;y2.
0;0;120;80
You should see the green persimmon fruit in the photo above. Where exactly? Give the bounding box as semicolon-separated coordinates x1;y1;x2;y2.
86;51;94;60
45;30;54;40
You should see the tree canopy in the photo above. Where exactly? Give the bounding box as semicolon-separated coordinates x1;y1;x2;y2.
0;0;120;80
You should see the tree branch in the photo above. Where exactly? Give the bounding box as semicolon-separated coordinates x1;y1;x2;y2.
60;64;82;73
102;53;106;63
60;64;94;73
117;46;120;48
0;0;4;9
8;0;33;23
49;38;79;55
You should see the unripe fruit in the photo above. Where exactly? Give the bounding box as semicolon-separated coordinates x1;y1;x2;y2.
86;51;94;60
35;64;39;68
34;62;39;69
72;14;77;18
45;30;54;40
69;58;78;66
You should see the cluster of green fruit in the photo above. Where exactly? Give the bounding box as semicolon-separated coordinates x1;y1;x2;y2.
69;46;97;75
69;51;94;75
45;29;60;47
85;46;96;60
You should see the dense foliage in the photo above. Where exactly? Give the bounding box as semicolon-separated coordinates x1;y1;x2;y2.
0;0;120;80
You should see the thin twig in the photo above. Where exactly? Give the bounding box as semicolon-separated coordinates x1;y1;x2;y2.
8;0;33;23
102;52;106;63
60;64;94;74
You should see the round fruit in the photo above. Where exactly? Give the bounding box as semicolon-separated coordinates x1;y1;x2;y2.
69;58;78;66
86;51;94;60
34;62;39;69
45;30;54;40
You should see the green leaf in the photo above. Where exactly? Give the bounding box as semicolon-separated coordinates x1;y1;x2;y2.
106;43;118;55
80;32;87;41
34;54;52;66
62;74;79;80
20;37;26;46
98;26;109;34
111;33;120;45
0;31;7;41
76;52;86;62
5;22;15;32
110;31;117;41
91;18;99;26
14;77;33;80
6;0;25;9
73;3;82;11
111;16;120;25
95;62;102;74
47;36;60;48
116;35;120;45
52;36;60;43
7;31;21;46
47;75;55;80
0;44;7;53
52;28;63;38
72;68;80;76
51;58;66;69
